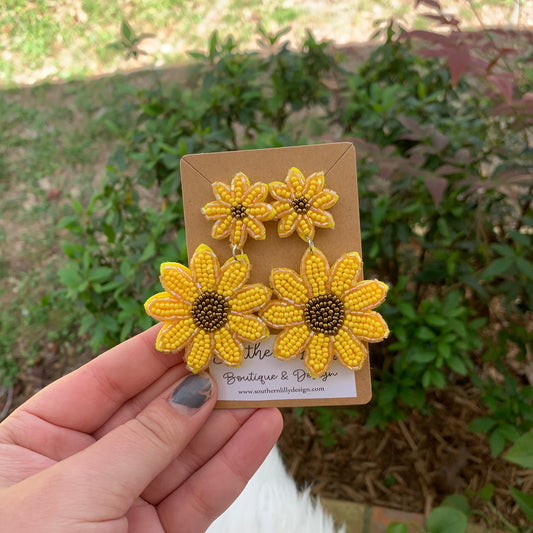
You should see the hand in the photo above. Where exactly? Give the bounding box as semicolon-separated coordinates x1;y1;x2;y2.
0;326;283;532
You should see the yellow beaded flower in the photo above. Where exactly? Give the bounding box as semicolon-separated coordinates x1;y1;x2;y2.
260;247;389;378
269;167;338;242
202;172;274;250
144;244;271;373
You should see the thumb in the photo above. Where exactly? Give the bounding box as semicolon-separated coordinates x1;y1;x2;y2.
62;372;217;515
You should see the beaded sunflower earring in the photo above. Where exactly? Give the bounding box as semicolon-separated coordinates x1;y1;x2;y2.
144;172;273;374
260;167;390;378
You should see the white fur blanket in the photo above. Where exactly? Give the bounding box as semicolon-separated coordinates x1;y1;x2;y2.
207;446;345;533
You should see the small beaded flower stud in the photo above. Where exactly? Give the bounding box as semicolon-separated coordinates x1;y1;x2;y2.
260;167;390;378
144;173;273;374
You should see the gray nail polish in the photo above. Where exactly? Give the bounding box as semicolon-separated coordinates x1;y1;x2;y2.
171;374;213;409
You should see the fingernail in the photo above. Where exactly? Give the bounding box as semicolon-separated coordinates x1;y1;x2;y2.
170;374;213;411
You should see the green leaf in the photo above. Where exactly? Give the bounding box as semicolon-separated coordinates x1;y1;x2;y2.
89;267;114;282
478;483;494;502
397;301;417;319
489;429;506;456
58;267;83;289
482;257;513;279
139;241;156;262
516;257;533;280
510;488;533;522
437;342;451;360
417;326;436;340
431;369;446;388
504;432;533;467
426;506;467;533
61;241;83;258
386;524;409;533
441;494;471;515
425;315;448;327
468;417;496;434
447;355;467;375
409;350;435;363
121;20;132;42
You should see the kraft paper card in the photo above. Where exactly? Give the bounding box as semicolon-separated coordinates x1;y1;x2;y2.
180;142;373;408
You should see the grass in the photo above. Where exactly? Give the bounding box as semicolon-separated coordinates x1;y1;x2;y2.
0;0;514;87
0;73;144;371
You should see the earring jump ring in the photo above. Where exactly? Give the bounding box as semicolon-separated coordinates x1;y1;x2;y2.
306;236;315;253
232;244;245;261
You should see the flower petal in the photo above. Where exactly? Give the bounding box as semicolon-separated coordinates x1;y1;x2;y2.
333;328;367;370
301;247;329;297
343;311;389;342
274;324;312;360
269;181;292;202
330;252;362;298
296;215;315;240
185;329;213;373
287;167;306;196
277;210;299;238
242;182;269;205
156;318;197;352
214;326;244;367
201;200;230;220
230;172;251;201
270;268;308;304
344;280;388;312
244;215;267;241
303;171;325;199
217;255;250;297
160;262;199;304
261;301;304;329
307;207;335;229
270;200;292;220
212;214;234;240
228;314;269;342
311;189;338;210
231;219;246;248
212;182;232;203
145;292;191;321
190;244;220;293
247;202;274;221
304;332;333;378
230;283;271;313
268;181;294;203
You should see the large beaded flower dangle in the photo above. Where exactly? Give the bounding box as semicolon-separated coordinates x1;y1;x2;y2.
144;244;271;373
201;172;274;250
260;246;389;378
269;167;338;242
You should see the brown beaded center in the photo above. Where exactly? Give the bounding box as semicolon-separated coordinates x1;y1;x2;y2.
304;294;345;336
292;196;310;214
191;292;229;332
230;203;247;219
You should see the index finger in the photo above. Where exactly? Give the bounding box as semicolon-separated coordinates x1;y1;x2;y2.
18;325;188;434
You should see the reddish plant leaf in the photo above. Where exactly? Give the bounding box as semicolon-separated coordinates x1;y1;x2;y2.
425;176;448;206
489;74;514;102
404;30;450;45
415;0;442;11
447;46;471;87
451;148;474;164
435;164;459;176
422;13;460;27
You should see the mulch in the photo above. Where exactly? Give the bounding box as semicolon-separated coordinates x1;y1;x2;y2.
278;386;532;529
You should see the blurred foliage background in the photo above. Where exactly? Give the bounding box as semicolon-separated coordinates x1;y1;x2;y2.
0;0;532;530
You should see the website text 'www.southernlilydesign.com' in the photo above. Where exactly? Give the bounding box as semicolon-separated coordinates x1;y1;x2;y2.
237;386;326;395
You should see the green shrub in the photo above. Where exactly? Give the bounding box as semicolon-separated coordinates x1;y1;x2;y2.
55;20;532;455
56;28;339;353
